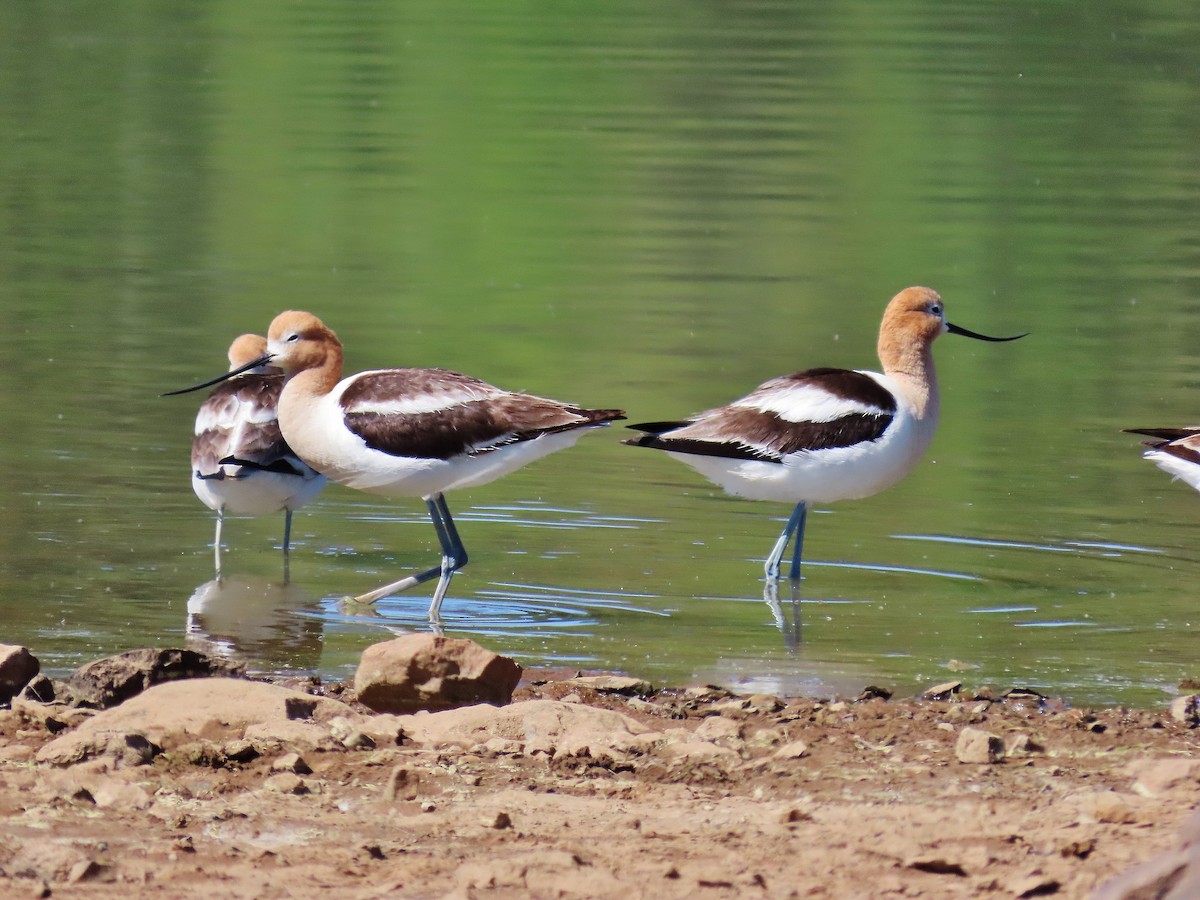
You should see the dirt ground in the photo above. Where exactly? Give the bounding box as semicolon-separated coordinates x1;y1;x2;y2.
1;668;1198;899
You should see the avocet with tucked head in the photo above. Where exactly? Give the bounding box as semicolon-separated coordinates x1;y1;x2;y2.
624;287;1025;581
173;312;625;618
1124;426;1200;493
189;335;325;573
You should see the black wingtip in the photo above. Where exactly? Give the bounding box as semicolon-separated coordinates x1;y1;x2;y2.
1123;427;1185;439
625;420;691;435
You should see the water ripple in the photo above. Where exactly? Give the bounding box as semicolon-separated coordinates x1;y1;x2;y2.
892;533;1162;556
323;579;666;638
345;502;660;531
804;559;981;581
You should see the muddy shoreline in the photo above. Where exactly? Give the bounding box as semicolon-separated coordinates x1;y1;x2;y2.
1;644;1198;898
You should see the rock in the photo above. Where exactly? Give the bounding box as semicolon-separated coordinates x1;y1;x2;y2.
384;765;420;801
1006;733;1043;756
67;859;105;884
37;678;348;766
905;855;967;876
395;698;657;761
693;715;743;744
11;697;94;734
1170;695;1200;727
38;767;151;810
354;635;522;714
18;673;55;703
272;752;312;775
479;737;522;757
359;843;385;862
1073;790;1142;825
355;715;410;748
1009;873;1060;897
561;675;653;695
745;693;784;713
856;685;893;702
955;727;1004;764
111;732;162;766
1059;837;1095;859
773;740;809;760
264;772;308;795
781;807;814;824
221;739;260;763
484;811;513;830
922;681;962;701
285;696;320;720
67;648;244;709
8;840;94;882
661;741;740;765
243;719;337;752
329;716;377;749
0;644;40;704
1001;688;1047;712
90;779;152;810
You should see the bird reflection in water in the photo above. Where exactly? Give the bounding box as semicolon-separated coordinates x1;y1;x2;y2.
187;574;324;671
763;578;803;653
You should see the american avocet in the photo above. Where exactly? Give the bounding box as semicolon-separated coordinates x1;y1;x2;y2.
1124;427;1200;492
169;313;625;617
187;335;325;572
624;287;1025;582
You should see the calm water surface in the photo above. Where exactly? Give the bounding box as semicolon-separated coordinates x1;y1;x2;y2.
2;2;1200;707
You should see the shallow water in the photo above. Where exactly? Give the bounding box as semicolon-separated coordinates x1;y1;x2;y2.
2;2;1200;707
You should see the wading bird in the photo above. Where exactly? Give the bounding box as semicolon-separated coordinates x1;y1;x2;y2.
169;314;623;618
189;335;325;574
624;287;1025;582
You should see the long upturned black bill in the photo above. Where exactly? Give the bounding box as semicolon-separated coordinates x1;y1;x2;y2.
946;322;1028;342
160;352;274;396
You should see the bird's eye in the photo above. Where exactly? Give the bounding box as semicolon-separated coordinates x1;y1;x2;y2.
286;332;300;343
930;304;943;316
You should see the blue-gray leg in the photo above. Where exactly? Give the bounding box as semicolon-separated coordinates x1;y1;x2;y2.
427;494;469;620
788;503;807;581
764;502;808;582
348;492;468;616
282;509;293;555
213;509;225;577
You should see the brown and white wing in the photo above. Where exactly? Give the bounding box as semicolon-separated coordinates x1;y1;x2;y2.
339;368;624;460
626;367;896;463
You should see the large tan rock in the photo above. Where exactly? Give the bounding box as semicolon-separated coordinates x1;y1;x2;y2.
354;634;522;714
37;677;347;766
394;698;659;760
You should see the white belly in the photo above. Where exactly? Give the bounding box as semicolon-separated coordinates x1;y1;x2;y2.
192;467;325;516
670;409;934;504
280;390;597;500
1145;450;1200;493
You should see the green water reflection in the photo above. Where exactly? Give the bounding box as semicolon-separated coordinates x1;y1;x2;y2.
2;1;1200;706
